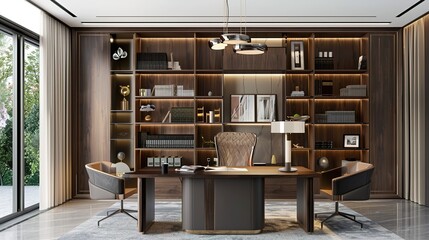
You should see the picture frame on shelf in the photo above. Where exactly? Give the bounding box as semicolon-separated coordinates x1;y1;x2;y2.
343;134;360;148
230;94;255;122
256;94;276;122
291;41;305;70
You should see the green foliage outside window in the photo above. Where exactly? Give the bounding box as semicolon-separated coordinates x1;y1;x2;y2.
0;32;40;186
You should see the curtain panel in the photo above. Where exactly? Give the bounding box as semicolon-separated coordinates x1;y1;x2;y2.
403;16;427;205
39;13;72;210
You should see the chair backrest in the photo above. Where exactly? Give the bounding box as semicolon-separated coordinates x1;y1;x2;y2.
85;161;125;196
333;162;374;201
214;132;257;166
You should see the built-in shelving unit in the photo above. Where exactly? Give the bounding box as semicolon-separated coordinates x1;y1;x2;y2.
108;31;371;175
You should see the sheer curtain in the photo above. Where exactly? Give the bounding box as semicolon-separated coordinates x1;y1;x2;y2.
39;12;72;210
403;16;427;205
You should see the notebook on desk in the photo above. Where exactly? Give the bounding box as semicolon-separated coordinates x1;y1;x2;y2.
175;165;248;173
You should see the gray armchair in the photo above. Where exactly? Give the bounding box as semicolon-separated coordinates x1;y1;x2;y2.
85;161;137;226
315;160;374;228
214;132;257;166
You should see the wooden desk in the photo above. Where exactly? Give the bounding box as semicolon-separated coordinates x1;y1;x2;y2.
124;166;319;233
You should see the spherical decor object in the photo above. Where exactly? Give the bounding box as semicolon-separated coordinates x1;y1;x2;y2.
318;157;329;170
117;152;126;162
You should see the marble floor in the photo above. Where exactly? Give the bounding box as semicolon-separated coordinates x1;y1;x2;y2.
0;197;428;240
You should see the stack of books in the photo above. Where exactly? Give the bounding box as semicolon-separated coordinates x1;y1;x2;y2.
176;85;194;96
340;85;367;97
291;91;305;96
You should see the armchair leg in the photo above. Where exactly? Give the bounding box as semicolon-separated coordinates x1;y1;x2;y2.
316;201;363;229
98;200;137;226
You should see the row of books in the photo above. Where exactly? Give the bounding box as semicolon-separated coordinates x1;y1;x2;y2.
153;85;195;97
315;57;334;69
138;132;194;148
147;156;182;167
315;111;356;123
315;141;334;149
315;80;333;96
154;84;175;96
170;107;194;123
136;53;168;69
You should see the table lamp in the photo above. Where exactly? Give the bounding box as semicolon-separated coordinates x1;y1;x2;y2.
271;121;305;172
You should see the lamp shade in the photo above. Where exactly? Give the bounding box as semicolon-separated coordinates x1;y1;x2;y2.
271;121;305;134
209;38;227;50
233;43;267;55
221;33;251;44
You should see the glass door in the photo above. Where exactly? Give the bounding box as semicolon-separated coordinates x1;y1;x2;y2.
0;28;39;222
0;30;14;218
23;40;39;208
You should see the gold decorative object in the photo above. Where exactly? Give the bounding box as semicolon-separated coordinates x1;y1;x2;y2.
144;115;152;122
119;85;130;110
214;108;221;123
271;155;277;165
197;106;205;122
201;136;215;148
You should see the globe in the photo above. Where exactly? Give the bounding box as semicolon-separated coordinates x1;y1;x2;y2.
318;157;329;170
117;152;126;162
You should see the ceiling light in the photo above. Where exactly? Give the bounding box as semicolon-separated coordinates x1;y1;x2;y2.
220;33;251;44
209;38;227;50
233;43;267;55
208;0;267;55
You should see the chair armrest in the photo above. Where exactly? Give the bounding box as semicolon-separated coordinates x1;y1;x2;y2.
320;166;344;190
332;167;374;196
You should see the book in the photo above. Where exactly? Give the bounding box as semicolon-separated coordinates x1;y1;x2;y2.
175;165;213;173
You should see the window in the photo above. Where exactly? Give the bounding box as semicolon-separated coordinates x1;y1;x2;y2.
0;19;39;222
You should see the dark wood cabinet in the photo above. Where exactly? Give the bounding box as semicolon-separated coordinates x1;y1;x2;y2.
72;29;399;198
72;33;110;194
370;33;397;196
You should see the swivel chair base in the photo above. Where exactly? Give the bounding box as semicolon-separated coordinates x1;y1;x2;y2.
98;200;137;226
315;202;363;229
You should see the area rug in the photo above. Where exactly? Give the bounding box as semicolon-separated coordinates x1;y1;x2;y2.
60;200;402;240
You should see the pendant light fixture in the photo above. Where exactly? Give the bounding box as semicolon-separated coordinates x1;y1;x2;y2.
209;0;267;55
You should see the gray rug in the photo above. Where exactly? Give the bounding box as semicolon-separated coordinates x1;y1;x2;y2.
60;200;402;240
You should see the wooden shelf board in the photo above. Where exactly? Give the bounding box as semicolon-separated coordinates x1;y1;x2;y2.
135;70;194;74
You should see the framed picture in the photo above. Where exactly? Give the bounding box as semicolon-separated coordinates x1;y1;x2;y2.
343;134;360;148
256;95;276;122
291;41;305;70
230;95;255;122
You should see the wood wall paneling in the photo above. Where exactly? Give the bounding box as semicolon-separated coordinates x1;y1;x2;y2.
74;33;110;194
423;16;429;205
369;34;397;196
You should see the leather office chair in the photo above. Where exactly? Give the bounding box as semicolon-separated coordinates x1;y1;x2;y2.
85;161;137;226
214;132;257;166
315;160;374;228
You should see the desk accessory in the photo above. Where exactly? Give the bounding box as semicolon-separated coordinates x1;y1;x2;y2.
271;121;305;172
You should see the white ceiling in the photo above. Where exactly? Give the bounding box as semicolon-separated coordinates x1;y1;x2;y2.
28;0;429;28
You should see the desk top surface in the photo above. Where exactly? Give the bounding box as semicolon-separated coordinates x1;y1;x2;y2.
124;166;319;179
